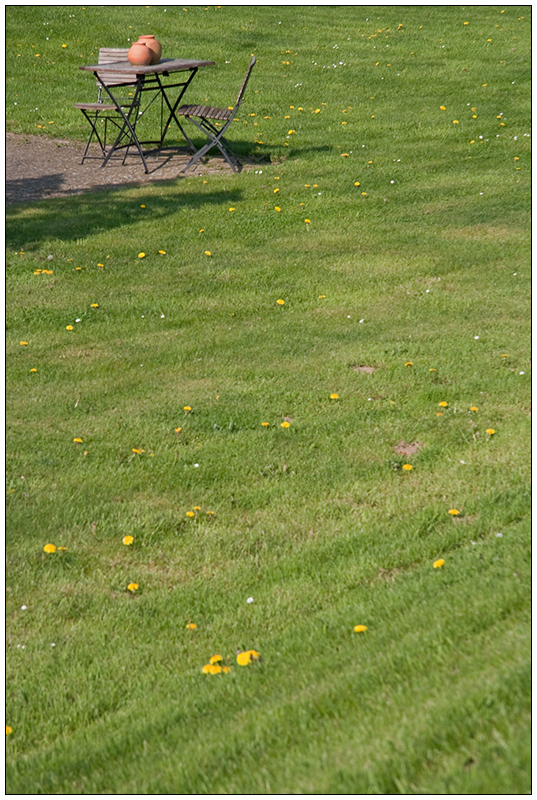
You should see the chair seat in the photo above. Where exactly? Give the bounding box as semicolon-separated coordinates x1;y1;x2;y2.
74;99;136;111
74;102;118;111
176;104;232;121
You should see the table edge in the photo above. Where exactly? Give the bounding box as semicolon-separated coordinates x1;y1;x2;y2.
79;59;215;73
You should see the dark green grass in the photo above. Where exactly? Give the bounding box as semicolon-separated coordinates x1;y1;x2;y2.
6;4;531;795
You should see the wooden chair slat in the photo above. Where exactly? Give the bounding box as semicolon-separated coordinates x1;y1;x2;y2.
95;48;136;87
74;102;117;110
177;104;232;120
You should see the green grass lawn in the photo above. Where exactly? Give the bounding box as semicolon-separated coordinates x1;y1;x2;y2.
5;5;531;794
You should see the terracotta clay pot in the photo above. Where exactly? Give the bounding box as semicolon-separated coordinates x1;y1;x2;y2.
137;34;161;64
128;42;152;66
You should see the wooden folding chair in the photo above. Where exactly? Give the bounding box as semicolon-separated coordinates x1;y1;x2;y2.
175;56;256;173
74;48;141;164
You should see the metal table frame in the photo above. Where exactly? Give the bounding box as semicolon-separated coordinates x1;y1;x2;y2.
79;58;215;173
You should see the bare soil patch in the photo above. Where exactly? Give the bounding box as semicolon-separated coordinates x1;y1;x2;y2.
392;440;422;457
6;132;261;205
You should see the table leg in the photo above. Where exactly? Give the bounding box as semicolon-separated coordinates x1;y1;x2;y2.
154;71;198;152
99;78;149;173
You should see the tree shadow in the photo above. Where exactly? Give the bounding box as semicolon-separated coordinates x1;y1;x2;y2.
6;174;67;206
5;184;244;251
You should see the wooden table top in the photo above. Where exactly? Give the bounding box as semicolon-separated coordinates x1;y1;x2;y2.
79;58;215;75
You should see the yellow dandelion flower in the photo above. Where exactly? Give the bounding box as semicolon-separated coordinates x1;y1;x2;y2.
440;105;446;110
229;206;236;210
402;464;413;471
261;422;270;427
186;511;195;518
246;649;261;660
184;406;192;412
470;406;479;412
175;427;182;433
19;341;28;346
43;543;56;554
274;206;281;212
330;393;339;400
127;582;139;592
204;251;211;256
433;559;445;568
437;412;443;416
448;509;460;516
453;120;459;124
281;421;290;428
73;438;83;443
138;253;145;259
276;299;285;305
354;625;368;633
132;448;145;454
208;664;222;674
236;651;252;666
140;204;146;208
65;325;74;331
318;295;326;299
30;368;37;373
6;726;13;735
90;303;99;308
354;181;360;186
305;219;311;223
123;536;134;545
341;153;349;157
405;361;413;367
159;250;167;254
209;655;223;664
193;506;201;511
202;664;213;673
57;546;67;551
429;368;436;372
486;428;495;435
186;623;197;630
439;401;448;407
222;666;231;673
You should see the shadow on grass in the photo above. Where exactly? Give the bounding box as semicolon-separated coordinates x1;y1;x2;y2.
5;185;244;250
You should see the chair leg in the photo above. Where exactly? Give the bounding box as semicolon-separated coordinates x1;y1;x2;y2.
79;109;107;163
179;117;241;173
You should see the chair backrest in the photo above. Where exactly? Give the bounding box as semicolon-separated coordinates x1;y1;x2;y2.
234;56;256;111
96;48;133;89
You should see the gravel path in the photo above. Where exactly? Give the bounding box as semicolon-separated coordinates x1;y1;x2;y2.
6;131;255;205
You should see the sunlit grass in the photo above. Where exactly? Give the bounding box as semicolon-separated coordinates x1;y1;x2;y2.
6;4;531;795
